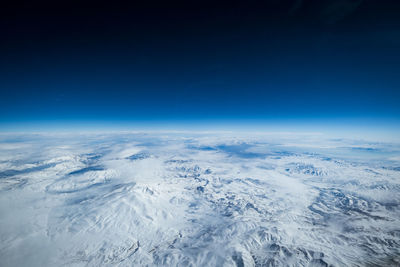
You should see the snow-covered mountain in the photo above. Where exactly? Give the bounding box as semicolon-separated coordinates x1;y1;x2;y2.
0;132;399;266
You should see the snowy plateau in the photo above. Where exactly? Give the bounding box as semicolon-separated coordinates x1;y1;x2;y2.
0;132;399;266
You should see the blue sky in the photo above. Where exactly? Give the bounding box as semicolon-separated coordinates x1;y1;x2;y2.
0;1;399;134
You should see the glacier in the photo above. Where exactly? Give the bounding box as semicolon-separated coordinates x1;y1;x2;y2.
0;131;399;266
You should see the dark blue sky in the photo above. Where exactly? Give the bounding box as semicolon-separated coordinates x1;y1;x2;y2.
1;0;400;129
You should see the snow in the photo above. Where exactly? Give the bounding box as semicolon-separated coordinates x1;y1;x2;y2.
0;132;399;266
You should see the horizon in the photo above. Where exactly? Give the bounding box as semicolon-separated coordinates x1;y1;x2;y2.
1;117;399;140
1;1;400;266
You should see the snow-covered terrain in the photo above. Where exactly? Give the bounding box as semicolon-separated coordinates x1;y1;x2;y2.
0;132;399;266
